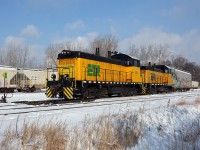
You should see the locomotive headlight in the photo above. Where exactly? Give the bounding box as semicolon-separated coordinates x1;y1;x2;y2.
63;74;69;78
51;74;56;80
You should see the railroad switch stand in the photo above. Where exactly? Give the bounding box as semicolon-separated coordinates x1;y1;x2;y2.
0;87;7;103
0;95;6;103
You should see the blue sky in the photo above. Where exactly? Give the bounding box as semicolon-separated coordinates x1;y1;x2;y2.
0;0;200;64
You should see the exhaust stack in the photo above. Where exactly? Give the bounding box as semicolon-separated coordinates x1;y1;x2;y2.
96;48;100;56
108;51;111;58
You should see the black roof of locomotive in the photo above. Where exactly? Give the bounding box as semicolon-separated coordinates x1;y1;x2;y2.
141;65;171;73
58;50;140;67
111;53;139;61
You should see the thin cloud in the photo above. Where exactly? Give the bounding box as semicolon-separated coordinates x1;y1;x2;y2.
120;27;181;47
65;20;86;30
119;27;200;63
52;32;98;45
161;1;200;18
29;44;45;59
51;32;99;51
162;5;186;18
21;25;41;38
5;36;25;47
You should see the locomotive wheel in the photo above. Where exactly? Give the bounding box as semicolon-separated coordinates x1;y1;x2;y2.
149;87;157;94
83;89;89;99
123;88;130;96
96;88;108;98
119;87;134;97
128;87;138;96
83;86;100;99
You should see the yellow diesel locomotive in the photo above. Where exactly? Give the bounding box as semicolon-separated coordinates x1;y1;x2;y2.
46;50;173;99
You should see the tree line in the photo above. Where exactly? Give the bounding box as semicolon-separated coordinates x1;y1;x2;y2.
0;34;199;82
0;43;41;68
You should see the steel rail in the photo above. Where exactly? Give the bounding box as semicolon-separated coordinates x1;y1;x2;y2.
0;93;198;116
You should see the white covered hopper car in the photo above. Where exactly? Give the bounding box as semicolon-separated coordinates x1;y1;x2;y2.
0;65;57;92
17;69;47;90
170;67;192;91
18;68;57;91
0;65;17;92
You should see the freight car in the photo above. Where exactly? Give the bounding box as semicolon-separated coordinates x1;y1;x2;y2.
169;67;192;91
46;50;177;99
192;81;199;89
0;65;17;93
17;69;49;91
0;66;51;93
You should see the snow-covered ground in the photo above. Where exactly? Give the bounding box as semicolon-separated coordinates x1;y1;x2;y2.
0;89;200;149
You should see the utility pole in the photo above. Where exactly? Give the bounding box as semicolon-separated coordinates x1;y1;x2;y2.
1;72;7;103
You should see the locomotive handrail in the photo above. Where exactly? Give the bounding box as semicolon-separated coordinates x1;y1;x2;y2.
61;68;73;78
83;66;136;83
46;67;74;81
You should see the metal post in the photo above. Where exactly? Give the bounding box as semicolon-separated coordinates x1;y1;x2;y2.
96;68;97;82
4;77;5;97
1;77;7;103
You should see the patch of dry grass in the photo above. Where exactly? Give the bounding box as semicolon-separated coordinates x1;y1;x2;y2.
1;104;200;150
43;120;68;150
0;125;18;150
0;111;143;150
0;119;68;150
72;112;143;150
174;97;200;107
194;97;200;106
172;116;200;150
176;100;188;106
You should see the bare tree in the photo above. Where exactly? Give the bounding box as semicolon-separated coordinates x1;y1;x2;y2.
128;44;171;65
147;44;158;64
6;45;18;67
17;46;29;68
128;44;139;58
5;42;33;68
75;40;89;52
45;39;91;68
89;34;118;57
27;56;44;69
45;43;63;68
64;41;74;51
172;56;188;69
139;46;149;65
0;47;5;65
45;34;118;67
156;44;170;64
162;60;172;66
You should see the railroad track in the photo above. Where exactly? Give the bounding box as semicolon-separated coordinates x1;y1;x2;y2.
11;90;199;106
0;92;198;116
0;104;17;108
12;98;95;105
0;99;94;111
